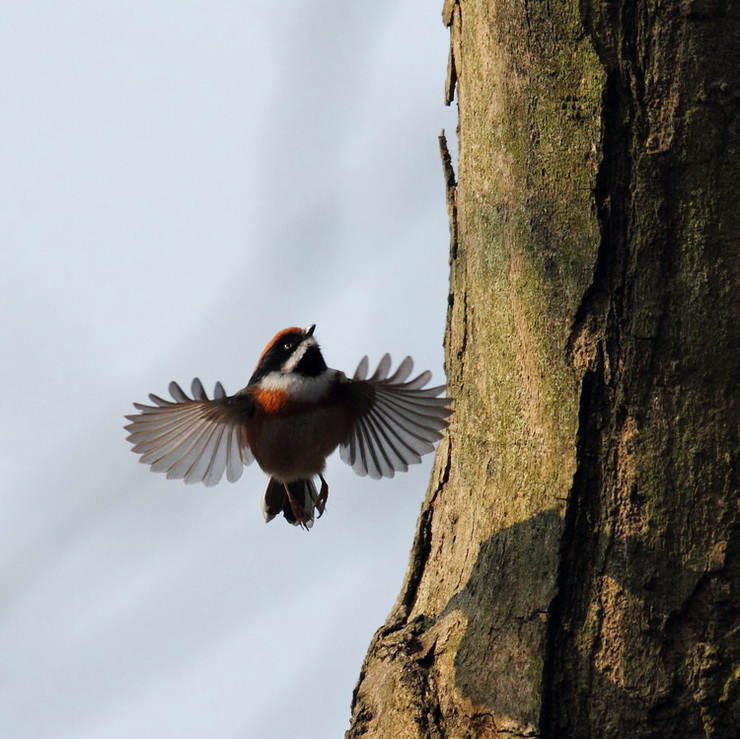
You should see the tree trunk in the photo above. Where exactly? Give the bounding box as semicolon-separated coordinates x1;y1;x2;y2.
347;1;739;737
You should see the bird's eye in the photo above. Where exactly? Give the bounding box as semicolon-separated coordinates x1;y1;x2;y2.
283;341;293;351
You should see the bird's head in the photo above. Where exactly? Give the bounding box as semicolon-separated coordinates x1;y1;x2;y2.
248;324;328;388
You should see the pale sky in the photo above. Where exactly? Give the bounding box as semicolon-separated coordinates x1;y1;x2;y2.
0;2;455;736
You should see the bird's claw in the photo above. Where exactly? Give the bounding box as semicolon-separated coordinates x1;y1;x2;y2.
316;475;329;518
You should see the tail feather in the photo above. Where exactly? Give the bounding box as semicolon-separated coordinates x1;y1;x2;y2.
262;477;318;528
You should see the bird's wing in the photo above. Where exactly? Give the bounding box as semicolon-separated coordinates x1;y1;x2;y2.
338;355;452;479
124;379;255;486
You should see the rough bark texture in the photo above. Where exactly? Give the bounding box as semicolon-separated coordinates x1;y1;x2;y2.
347;1;739;737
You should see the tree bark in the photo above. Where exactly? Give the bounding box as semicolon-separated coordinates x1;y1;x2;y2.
347;1;739;738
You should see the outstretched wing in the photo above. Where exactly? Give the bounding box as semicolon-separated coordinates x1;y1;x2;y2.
124;379;255;487
339;355;452;480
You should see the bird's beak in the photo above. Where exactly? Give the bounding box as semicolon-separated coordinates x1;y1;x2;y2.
305;324;316;337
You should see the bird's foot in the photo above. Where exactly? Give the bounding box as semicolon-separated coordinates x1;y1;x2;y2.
284;483;311;530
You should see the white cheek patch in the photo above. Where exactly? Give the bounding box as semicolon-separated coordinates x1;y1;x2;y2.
282;337;316;373
260;368;335;403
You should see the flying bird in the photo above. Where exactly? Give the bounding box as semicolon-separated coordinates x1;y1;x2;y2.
125;325;452;529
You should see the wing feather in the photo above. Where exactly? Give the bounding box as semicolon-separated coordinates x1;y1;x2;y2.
339;356;452;478
227;426;249;481
354;356;369;381
386;355;414;384
168;381;189;403
125;379;254;486
191;378;207;401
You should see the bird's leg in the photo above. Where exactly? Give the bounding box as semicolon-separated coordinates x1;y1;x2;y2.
316;474;329;518
283;483;310;530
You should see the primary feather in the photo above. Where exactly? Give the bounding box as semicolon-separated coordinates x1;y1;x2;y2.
125;381;254;487
339;355;452;479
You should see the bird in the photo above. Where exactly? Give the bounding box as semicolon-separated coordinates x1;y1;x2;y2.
125;325;452;529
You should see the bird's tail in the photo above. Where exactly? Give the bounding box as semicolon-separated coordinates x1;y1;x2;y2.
262;477;319;529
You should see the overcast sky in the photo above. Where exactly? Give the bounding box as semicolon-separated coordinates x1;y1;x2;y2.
0;2;455;736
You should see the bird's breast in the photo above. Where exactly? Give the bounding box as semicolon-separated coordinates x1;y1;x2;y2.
247;404;350;482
